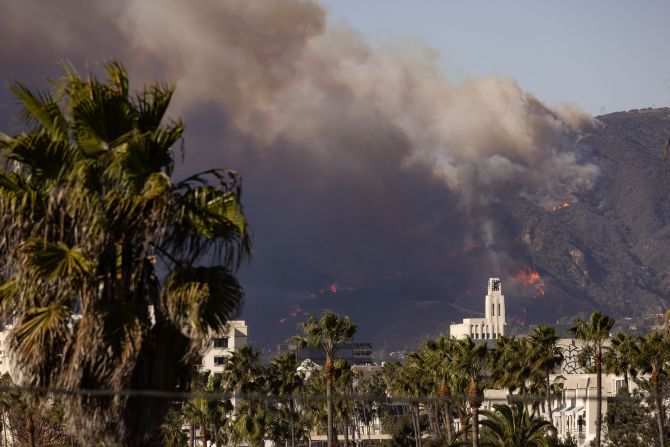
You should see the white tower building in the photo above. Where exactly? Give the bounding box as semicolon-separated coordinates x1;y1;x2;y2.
449;278;506;340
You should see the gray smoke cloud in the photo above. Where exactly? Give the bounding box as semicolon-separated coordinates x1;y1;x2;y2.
0;0;600;346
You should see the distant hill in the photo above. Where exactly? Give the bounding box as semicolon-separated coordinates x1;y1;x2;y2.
368;107;670;352
249;108;670;355
507;108;670;330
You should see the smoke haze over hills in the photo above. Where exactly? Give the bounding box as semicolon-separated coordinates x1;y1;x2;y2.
2;0;665;351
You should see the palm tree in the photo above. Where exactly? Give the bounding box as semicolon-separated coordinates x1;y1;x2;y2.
529;325;564;422
635;331;670;447
603;332;639;392
407;347;440;438
490;336;535;411
161;409;189;447
571;311;615;447
222;345;268;447
475;402;553;447
0;62;250;446
353;370;388;444
391;356;429;447
422;336;458;443
293;311;357;447
331;359;355;447
268;352;305;447
453;337;488;447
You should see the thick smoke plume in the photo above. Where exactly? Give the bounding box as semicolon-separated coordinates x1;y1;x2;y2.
119;0;600;207
0;0;600;345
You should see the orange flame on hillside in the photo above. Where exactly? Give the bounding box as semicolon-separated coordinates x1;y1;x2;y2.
550;201;570;212
277;306;305;324
514;267;545;299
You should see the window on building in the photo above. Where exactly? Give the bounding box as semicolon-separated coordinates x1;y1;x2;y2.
498;303;501;316
491;303;495;316
354;348;372;357
213;356;226;365
213;337;229;348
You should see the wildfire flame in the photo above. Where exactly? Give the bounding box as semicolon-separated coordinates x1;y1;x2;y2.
514;267;545;299
550;201;570;212
277;305;305;324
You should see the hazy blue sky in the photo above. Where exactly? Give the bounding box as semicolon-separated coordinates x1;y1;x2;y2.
319;0;670;115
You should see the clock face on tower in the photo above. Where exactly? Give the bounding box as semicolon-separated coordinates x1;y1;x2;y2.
492;280;501;291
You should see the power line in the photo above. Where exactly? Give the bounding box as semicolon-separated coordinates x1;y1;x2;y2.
0;385;654;403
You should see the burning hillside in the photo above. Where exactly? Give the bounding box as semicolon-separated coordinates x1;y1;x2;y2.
514;267;546;300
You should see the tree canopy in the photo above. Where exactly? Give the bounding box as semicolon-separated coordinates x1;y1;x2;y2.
0;61;250;446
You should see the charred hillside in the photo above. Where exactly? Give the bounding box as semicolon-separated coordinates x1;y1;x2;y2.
512;108;670;322
251;108;670;354
372;107;670;352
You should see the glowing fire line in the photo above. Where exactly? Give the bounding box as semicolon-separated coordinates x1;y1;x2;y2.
514;267;545;299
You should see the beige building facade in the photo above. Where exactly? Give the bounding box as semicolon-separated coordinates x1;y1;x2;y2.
449;277;506;340
199;320;248;375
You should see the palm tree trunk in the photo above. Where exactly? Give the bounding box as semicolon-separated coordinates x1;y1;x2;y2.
411;403;421;447
326;358;335;447
426;402;438;437
653;370;667;447
441;382;455;444
546;372;553;423
595;347;602;447
470;407;479;447
623;371;629;393
457;407;468;442
190;422;196;447
343;420;350;447
289;397;296;447
468;379;481;447
363;405;371;443
26;413;36;447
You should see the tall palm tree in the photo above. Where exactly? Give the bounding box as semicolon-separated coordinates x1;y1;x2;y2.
453;337;488;447
293;311;357;447
0;62;250;446
635;331;670;447
268;352;305;447
571;311;615;447
422;336;458;443
604;332;639;392
331;359;355;447
222;345;268;447
392;355;430;447
529;325;564;422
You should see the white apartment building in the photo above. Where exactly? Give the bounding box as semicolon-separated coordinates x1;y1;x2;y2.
0;320;248;379
450;277;506;340
199;320;248;375
548;372;633;446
